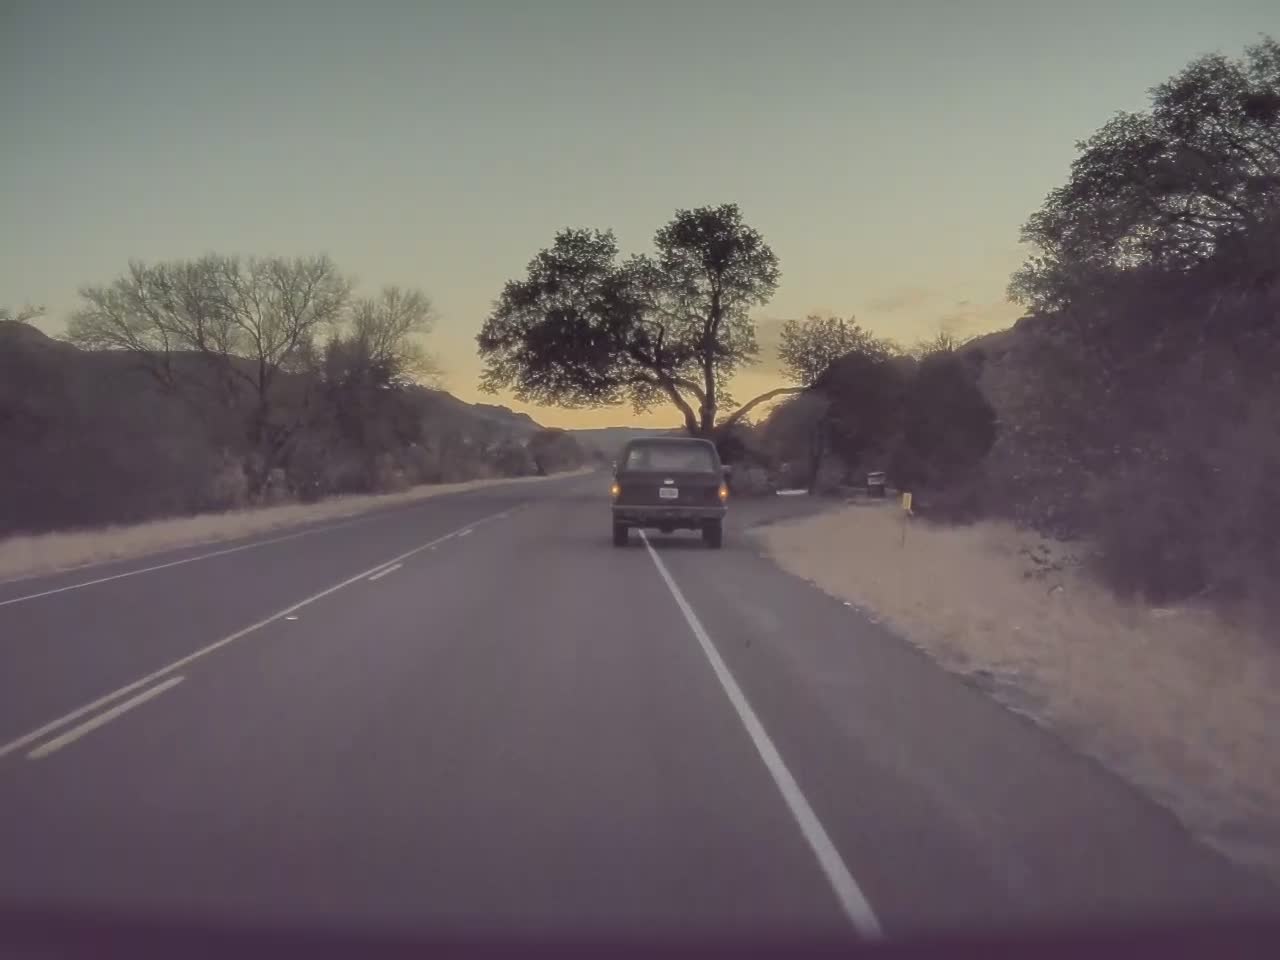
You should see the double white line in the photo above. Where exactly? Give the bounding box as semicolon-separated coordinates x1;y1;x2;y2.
27;676;185;759
0;511;509;763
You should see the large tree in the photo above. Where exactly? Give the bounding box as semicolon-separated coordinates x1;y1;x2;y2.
478;203;799;436
1011;36;1280;312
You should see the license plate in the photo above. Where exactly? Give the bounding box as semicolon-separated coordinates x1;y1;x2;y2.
658;487;679;499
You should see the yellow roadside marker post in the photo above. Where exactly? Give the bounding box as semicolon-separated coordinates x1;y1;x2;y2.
900;491;913;548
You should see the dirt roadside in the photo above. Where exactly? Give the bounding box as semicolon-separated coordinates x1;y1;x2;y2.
0;468;594;583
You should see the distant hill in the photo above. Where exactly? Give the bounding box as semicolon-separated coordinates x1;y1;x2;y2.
568;426;676;460
415;390;541;438
961;313;1045;363
0;322;552;536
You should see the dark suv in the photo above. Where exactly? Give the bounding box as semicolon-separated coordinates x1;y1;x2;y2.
610;437;728;548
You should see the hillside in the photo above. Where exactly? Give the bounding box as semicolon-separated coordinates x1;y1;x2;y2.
568;426;676;460
416;389;541;438
0;322;552;536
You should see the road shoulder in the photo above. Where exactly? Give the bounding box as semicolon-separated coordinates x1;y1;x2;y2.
0;469;595;587
752;499;1280;894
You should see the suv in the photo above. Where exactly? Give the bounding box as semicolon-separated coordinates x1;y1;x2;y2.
610;437;729;548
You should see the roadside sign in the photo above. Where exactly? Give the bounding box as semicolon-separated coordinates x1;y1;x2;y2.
901;492;912;513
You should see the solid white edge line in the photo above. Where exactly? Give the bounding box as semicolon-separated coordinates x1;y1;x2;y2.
0;518;372;608
28;676;186;759
367;562;403;582
0;509;510;761
639;531;884;941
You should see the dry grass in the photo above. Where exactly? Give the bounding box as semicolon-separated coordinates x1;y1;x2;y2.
758;503;1280;882
0;469;593;583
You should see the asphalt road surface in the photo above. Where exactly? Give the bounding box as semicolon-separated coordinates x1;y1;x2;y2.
0;471;1275;941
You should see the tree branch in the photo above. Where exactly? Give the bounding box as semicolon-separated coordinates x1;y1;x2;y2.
668;374;707;403
719;386;803;431
633;371;699;434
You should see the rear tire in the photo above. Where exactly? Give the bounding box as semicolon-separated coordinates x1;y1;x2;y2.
702;519;723;549
612;522;629;547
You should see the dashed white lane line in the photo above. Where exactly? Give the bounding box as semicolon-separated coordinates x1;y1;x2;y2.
0;497;523;607
28;676;185;759
367;562;403;582
639;531;884;941
457;528;473;538
0;510;511;762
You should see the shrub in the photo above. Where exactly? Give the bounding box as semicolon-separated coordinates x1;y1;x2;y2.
892;351;995;491
203;456;249;511
526;428;585;474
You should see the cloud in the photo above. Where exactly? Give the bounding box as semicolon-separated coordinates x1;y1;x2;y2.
863;285;935;314
753;315;793;352
934;298;1022;338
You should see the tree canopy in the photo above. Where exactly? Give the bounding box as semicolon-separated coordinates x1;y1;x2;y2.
993;35;1280;605
477;203;789;436
778;314;893;386
1011;36;1280;312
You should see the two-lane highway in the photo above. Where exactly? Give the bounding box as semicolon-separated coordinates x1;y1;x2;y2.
0;472;1275;939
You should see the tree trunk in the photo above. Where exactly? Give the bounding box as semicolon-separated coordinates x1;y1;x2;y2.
701;286;721;436
807;419;826;493
244;456;271;501
699;403;716;436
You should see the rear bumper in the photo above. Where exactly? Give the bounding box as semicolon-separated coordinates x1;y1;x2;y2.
612;504;726;528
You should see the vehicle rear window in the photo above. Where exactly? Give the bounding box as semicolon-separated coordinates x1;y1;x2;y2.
623;443;717;473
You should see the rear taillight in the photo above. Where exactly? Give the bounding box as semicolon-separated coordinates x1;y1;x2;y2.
718;483;729;502
610;481;620;499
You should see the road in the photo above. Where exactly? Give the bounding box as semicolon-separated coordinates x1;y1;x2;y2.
0;470;1274;941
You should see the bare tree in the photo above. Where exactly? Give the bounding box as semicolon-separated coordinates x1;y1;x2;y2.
308;285;440;491
0;304;44;325
909;330;969;359
345;285;440;385
778;314;893;386
69;255;351;495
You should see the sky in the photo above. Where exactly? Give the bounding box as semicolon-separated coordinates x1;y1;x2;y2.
3;0;1277;428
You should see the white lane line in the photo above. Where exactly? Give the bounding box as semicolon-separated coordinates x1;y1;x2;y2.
639;532;884;941
0;518;372;608
0;510;509;761
0;487;540;599
457;528;473;538
367;562;403;582
28;676;185;760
